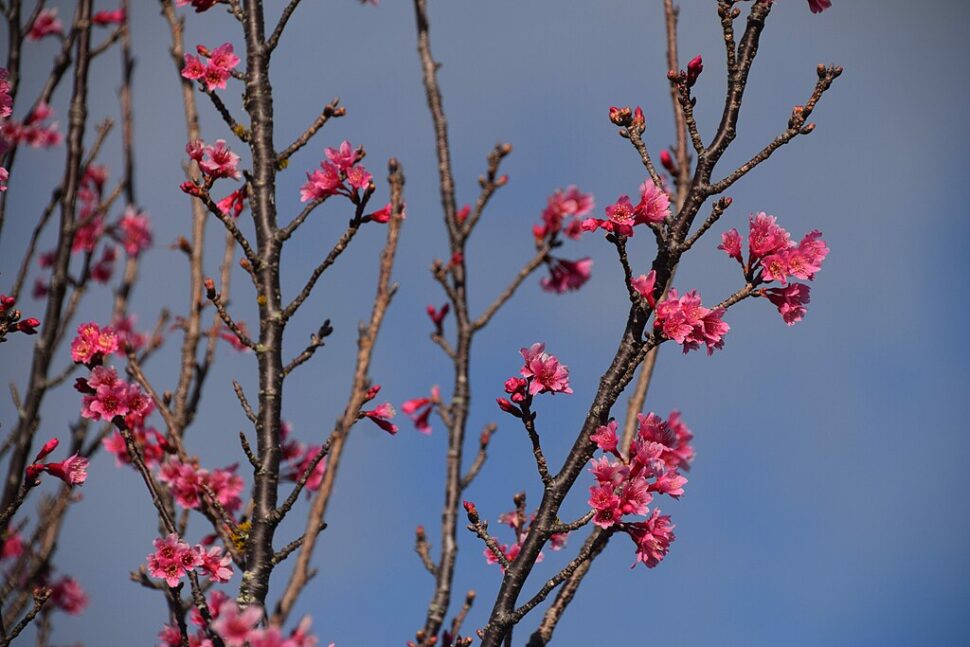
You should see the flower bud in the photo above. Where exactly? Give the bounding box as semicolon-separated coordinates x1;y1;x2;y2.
203;277;216;299
686;55;704;87
462;500;479;523
17;318;40;334
631;106;645;134
609;106;633;127
34;438;59;462
659;149;677;175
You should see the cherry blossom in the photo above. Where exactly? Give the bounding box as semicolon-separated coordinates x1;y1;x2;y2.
519;343;572;395
116;208;153;256
540;257;592;294
27;8;62;40
653;289;729;354
50;576;88;614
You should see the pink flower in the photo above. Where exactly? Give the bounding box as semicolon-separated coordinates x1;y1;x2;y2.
535;186;594;240
197;545;233;582
367;203;392;223
0;69;12;120
748;212;791;260
117;208;152;256
211;601;263;647
361;402;398;434
182;54;206;81
604;195;637;236
325;140;357;171
300;162;343;202
654;289;729;354
191;590;230;626
217;189;247;218
50;576;88;614
686;55;704;86
92;8;126;25
628;509;675;568
808;0;832;13
41;453;89;486
111;314;148;355
589;484;622;528
718;228;743;262
177;0;219;12
2;531;23;560
541;257;592;293
631;269;657;306
0;167;7;192
27;8;62;40
764;282;812;325
590;420;618;453
519;343;572;395
637;180;671;224
286;445;327;492
345;164;372;191
199;140;241;179
402;387;439;435
208;43;240;71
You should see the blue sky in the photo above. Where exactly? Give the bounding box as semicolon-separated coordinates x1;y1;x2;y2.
3;0;969;645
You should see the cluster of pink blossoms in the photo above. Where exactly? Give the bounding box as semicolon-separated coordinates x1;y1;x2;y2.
655;287;730;355
103;426;167;467
160;592;325;647
278;421;328;493
300;140;383;215
116;206;153;256
719;212;828;325
71;323;154;429
582;179;671;237
532;186;595;293
147;534;232;588
588;411;694;567
182;43;241;92
0;100;61;150
497;343;572;417
158;459;244;512
24;437;89;487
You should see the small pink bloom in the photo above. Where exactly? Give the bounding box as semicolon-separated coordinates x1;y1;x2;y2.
654;289;728;354
300;162;343;202
765;282;811;325
92;8;126;25
286;445;327;493
367;203;392;223
631;269;657;306
50;576;88;614
197;545;233;582
590;420;618;453
117;208;153;256
325;140;357;171
402;388;438;435
211;601;263;647
27;8;62;40
748;212;791;260
199;140;241;179
519;343;572;395
807;0;832;13
208;43;240;71
637;180;671;224
148;534;193;587
718;228;743;262
182;54;206;81
2;531;23;560
361;402;398;434
42;453;88;486
217;189;247;218
589;484;622;528
346;164;372;191
604;195;638;236
540;257;592;294
628;508;676;568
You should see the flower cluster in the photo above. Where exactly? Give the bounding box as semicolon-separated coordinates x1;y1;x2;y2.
300;140;373;202
182;43;240;92
24;438;89;487
582;179;670;237
146;534;233;588
719;212;828;325
402;386;441;435
0;68;9;191
76;365;153;427
278;422;328;494
115;207;153;256
92;7;127;26
532;187;595;293
70;322;119;364
654;289;730;354
158;459;244;512
0;100;62;150
497;343;572;417
0;293;39;342
588;411;694;567
161;596;324;647
49;575;89;615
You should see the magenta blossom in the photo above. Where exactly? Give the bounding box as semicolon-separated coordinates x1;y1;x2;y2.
654;289;729;354
540;257;592;294
519;343;572;395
